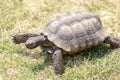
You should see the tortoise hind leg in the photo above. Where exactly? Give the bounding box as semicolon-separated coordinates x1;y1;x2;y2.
12;33;39;44
104;36;120;48
52;49;65;75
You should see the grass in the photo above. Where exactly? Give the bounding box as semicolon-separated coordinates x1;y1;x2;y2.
0;0;120;80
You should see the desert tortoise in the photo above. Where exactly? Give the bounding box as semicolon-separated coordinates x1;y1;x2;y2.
12;11;120;75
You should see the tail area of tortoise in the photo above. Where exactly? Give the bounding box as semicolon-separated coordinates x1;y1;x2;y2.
104;36;120;48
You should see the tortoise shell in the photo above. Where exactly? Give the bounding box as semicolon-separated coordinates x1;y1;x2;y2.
41;11;107;54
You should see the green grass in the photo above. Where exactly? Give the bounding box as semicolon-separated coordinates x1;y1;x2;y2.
0;0;120;80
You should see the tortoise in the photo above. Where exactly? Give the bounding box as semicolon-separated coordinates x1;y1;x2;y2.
12;11;120;75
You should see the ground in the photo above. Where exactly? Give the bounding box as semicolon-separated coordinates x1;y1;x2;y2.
0;0;120;80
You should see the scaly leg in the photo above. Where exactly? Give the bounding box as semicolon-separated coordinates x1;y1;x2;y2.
104;36;120;48
12;33;39;44
52;49;64;75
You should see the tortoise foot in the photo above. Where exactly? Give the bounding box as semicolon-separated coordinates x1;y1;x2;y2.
110;37;120;48
12;34;27;44
104;37;120;48
52;49;65;75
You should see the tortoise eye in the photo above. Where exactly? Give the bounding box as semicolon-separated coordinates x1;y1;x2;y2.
40;33;44;35
44;36;47;38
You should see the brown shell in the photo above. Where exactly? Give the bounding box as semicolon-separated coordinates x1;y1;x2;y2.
41;11;107;54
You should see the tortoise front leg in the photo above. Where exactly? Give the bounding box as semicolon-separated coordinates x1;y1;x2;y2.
52;49;64;75
104;36;120;48
12;33;39;44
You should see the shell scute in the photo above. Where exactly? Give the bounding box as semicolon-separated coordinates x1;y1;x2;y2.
57;25;74;40
71;22;87;38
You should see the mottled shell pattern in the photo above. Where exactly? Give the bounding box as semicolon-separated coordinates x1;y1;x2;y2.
41;11;107;54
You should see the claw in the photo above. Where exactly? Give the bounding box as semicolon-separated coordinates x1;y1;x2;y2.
12;35;20;44
110;37;120;48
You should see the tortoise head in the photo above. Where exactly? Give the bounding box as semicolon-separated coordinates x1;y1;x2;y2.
25;35;47;49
